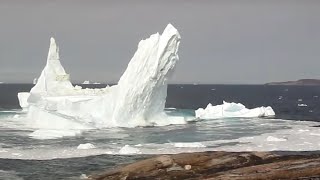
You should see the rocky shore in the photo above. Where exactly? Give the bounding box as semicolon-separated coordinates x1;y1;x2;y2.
89;151;320;180
265;79;320;86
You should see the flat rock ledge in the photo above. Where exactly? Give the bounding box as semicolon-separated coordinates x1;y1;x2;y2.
89;151;320;180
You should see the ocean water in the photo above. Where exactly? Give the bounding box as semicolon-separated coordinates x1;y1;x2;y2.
1;84;320;179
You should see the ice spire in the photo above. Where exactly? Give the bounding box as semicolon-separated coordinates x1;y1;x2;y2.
29;37;73;99
47;37;60;62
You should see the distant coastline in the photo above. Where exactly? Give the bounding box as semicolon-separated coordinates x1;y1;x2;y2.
265;79;320;86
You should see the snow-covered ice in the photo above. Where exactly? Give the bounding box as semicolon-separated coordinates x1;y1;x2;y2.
195;101;275;119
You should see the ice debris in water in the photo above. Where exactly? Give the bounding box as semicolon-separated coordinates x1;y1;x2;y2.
17;24;189;138
77;143;96;150
196;101;275;119
119;145;141;154
79;174;88;179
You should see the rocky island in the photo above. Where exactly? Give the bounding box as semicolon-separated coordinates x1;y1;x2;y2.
89;151;320;180
265;79;320;86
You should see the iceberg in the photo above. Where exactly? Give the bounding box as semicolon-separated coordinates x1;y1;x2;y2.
18;24;186;135
82;80;90;84
195;101;275;119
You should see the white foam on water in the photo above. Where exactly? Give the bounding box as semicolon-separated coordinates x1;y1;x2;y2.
29;129;83;140
173;142;206;148
0;170;23;180
266;136;287;142
1;109;320;160
119;145;141;155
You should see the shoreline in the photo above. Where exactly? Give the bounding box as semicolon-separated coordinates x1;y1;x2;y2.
89;151;320;179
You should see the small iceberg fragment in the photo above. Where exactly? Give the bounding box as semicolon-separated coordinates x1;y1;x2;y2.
298;104;308;107
195;101;275;119
82;80;90;84
17;92;30;110
77;143;96;150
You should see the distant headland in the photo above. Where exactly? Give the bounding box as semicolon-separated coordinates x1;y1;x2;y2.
265;79;320;86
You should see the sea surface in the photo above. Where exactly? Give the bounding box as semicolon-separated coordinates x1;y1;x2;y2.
1;84;320;179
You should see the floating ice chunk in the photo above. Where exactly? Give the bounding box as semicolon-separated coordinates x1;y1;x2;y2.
195;101;275;119
119;145;141;154
174;142;206;148
17;92;30;110
77;143;96;150
266;136;287;142
82;80;90;84
298;104;308;107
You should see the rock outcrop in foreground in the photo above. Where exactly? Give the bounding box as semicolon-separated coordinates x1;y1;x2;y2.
89;151;320;180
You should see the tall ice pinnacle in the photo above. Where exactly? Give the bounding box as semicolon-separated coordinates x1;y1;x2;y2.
29;37;73;99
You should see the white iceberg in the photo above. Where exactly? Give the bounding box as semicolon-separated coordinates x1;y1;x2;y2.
195;101;275;119
18;24;186;134
82;80;90;84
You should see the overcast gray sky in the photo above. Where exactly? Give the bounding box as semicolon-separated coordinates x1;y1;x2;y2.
0;0;319;84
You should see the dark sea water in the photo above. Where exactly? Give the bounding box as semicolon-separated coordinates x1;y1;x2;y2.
0;84;320;179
